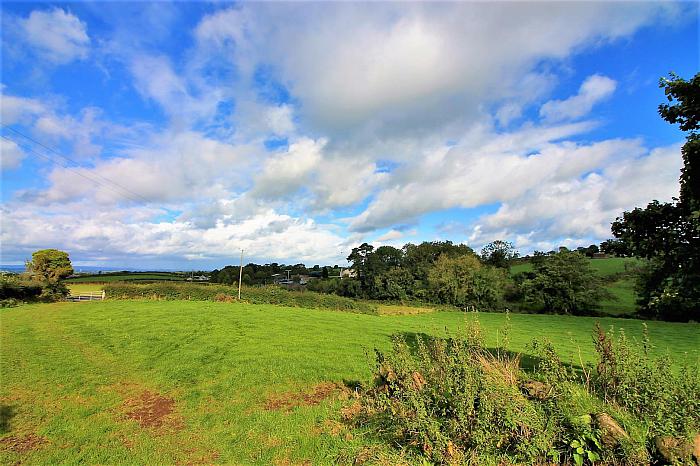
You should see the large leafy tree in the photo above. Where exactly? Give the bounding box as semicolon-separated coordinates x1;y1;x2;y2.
26;249;73;282
25;249;73;299
611;72;700;321
522;250;606;315
427;254;505;310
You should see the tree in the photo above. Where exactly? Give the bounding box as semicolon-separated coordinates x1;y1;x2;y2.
25;249;73;299
427;254;505;310
611;72;700;321
480;240;519;269
521;250;606;315
26;249;73;282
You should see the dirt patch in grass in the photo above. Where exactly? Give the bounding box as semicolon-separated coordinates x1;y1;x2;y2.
264;382;341;412
123;390;183;430
0;433;46;453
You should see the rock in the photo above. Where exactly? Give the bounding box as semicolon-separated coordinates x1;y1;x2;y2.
520;380;551;400
594;413;629;448
654;435;694;464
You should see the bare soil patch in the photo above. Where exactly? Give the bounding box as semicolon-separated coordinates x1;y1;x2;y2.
0;433;46;453
264;382;341;412
123;390;183;430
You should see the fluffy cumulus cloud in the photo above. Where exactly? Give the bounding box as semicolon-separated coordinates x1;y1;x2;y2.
465;143;683;251
197;2;676;138
18;8;90;64
0;2;691;266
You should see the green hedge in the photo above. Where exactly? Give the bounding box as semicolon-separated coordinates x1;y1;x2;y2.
103;282;378;314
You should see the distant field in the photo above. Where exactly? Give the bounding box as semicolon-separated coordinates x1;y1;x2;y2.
1;301;698;464
65;272;185;283
598;278;637;315
67;283;104;295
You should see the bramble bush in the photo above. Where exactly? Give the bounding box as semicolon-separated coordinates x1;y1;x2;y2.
103;282;378;314
351;316;699;465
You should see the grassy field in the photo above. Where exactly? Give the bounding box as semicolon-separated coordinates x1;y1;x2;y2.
65;272;185;283
67;283;104;295
1;300;698;464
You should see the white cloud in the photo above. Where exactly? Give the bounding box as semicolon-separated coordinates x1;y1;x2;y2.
252;137;325;199
467;143;682;252
1;203;349;265
195;2;676;139
20;8;90;64
1;139;26;170
348;121;618;232
540;74;617;122
40;130;254;205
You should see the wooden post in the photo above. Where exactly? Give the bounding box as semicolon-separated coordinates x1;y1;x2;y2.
238;249;243;300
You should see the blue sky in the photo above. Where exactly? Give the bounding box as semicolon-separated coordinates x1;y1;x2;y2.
1;1;698;269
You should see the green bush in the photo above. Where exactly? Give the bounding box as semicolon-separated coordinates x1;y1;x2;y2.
103;282;378;314
592;323;700;438
352;317;696;465
0;277;43;302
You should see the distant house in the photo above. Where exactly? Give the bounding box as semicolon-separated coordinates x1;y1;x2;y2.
186;275;209;281
340;268;357;278
592;252;608;259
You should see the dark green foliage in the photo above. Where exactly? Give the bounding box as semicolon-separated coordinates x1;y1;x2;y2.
611;72;700;321
520;250;607;315
480;240;519;269
0;278;43;301
427;254;506;310
102;282;377;314
25;249;73;282
23;248;73;301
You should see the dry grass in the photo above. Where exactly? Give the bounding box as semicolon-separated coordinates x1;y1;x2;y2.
377;304;436;316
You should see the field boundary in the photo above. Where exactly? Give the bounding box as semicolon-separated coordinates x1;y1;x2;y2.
67;291;105;302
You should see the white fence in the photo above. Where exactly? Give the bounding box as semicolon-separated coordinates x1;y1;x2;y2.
67;291;106;302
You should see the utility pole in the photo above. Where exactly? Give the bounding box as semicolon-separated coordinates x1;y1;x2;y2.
238;249;244;300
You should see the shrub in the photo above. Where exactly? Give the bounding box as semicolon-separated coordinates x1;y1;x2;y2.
592;323;700;438
351;317;694;465
0;277;43;302
102;282;378;314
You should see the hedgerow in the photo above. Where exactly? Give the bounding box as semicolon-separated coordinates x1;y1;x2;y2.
103;282;378;314
349;316;700;465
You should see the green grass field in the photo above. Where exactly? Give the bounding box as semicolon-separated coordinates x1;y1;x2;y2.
1;301;697;464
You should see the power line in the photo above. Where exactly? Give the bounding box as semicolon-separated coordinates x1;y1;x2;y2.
1;134;149;204
1;125;152;204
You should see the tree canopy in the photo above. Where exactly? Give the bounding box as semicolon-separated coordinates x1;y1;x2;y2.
611;72;700;321
26;249;73;283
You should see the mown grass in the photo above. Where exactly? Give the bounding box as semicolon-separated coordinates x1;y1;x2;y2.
1;301;697;464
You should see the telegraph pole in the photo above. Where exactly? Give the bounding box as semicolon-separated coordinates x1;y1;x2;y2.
238;249;244;300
